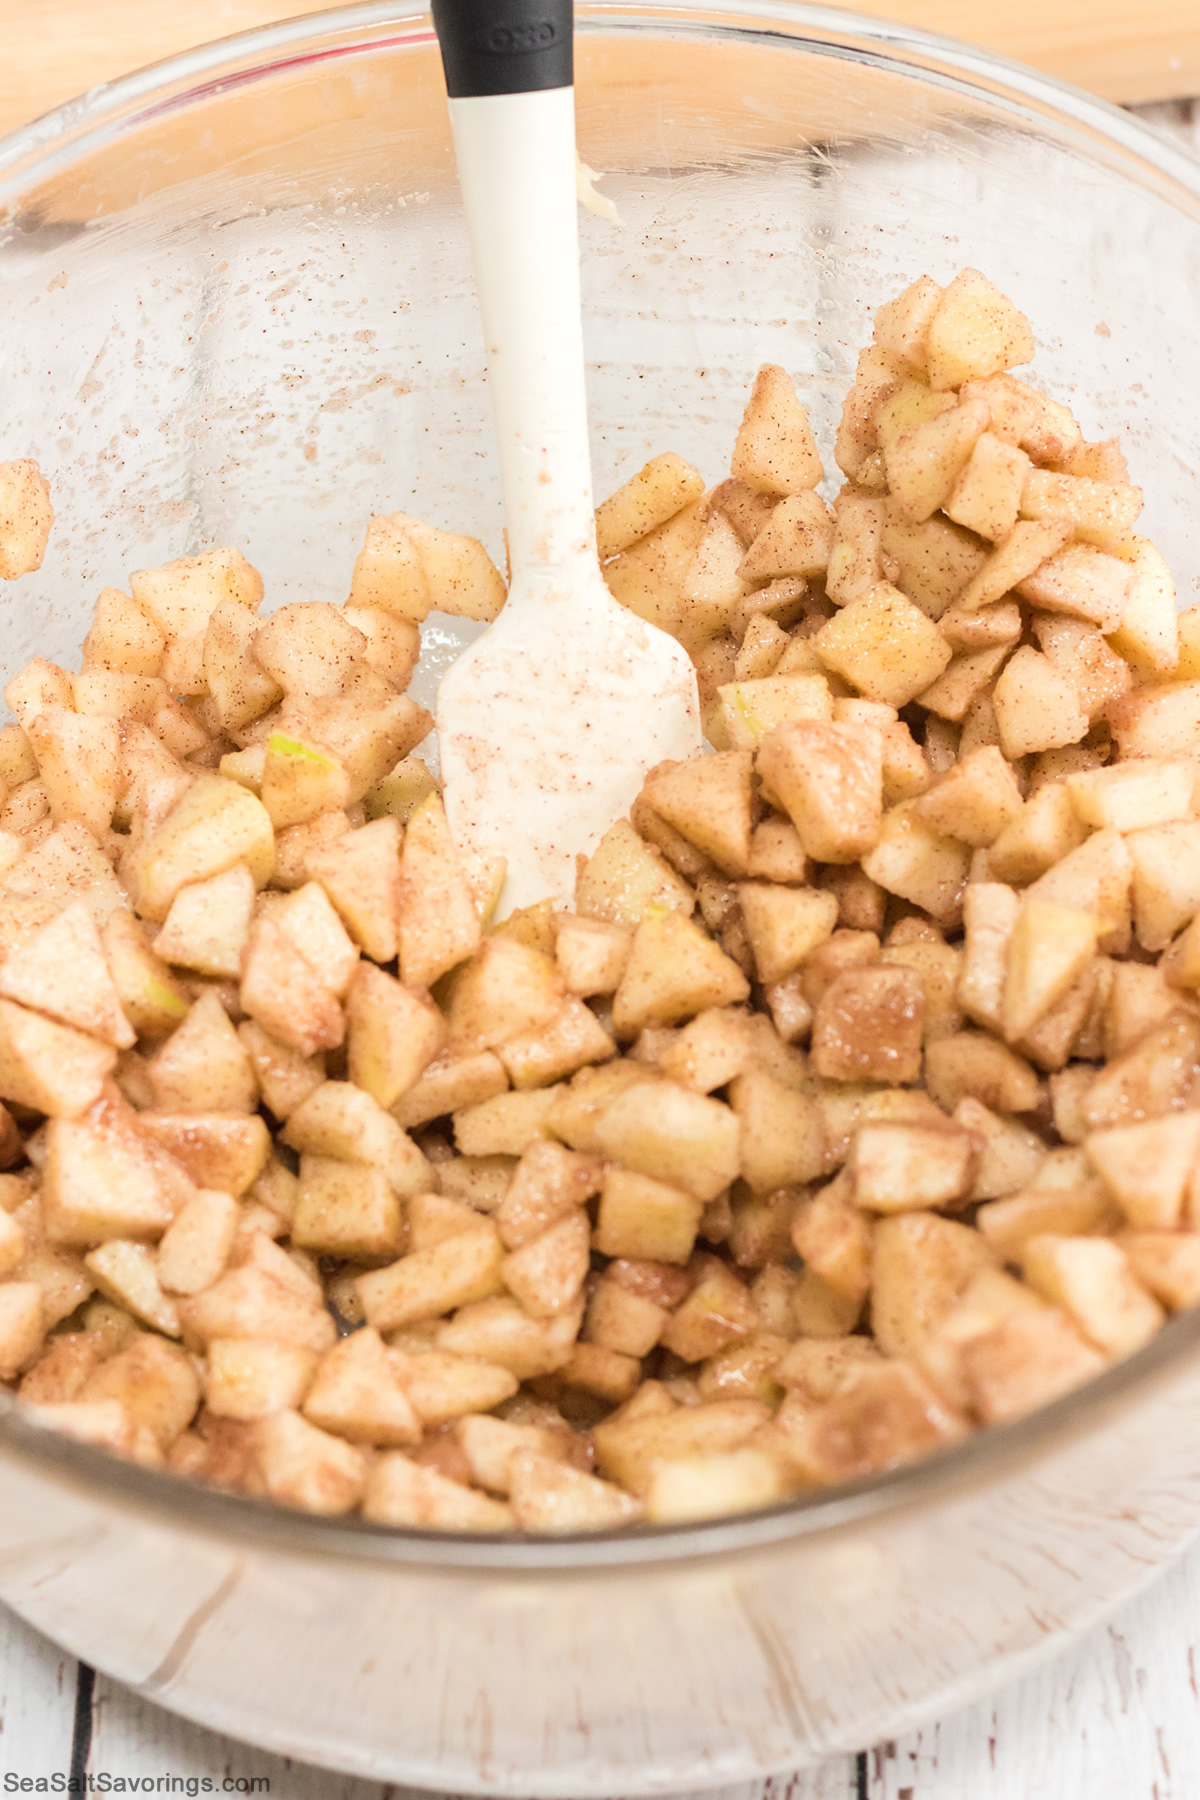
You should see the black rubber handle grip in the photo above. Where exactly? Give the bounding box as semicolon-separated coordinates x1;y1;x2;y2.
432;0;573;97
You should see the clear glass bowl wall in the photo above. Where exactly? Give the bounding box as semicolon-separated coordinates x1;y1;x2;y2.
2;4;1200;1792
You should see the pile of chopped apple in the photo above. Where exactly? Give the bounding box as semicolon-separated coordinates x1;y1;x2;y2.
0;267;1197;1535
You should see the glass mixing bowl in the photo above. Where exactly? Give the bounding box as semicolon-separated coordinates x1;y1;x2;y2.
2;3;1200;1790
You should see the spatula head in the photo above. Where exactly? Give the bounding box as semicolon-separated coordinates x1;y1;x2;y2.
437;568;701;915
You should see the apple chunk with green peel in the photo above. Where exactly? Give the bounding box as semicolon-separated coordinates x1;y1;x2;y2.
133;775;274;922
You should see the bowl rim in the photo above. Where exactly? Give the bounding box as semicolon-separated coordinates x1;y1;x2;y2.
2;0;1200;1569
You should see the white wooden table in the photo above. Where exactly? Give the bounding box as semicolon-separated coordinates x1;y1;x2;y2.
4;1540;1200;1797
1;88;1199;1800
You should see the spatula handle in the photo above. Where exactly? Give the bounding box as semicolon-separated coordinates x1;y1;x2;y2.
432;0;597;588
433;0;573;97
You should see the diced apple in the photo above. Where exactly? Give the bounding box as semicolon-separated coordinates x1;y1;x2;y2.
917;746;1023;847
735;883;838;985
392;1047;507;1130
1085;1110;1200;1229
148;990;257;1114
494;1139;601;1250
496;997;615;1090
853;1119;978;1212
757;718;883;865
944;432;1030;540
554;915;631;998
1068;760;1193;835
729;1065;825;1191
925;269;1034;390
393;791;481;989
25;708;120;840
1003;899;1099;1044
0;1283;46;1379
594;1078;740;1203
612;911;748;1038
575;818;694;929
342;606;420;690
0;460;53;579
251;601;367;701
962;1307;1104;1423
738;493;834;584
304;817;401;964
356;1220;505;1330
874;275;942;375
1119;1232;1200;1311
1017;543;1132;633
138;1112;269;1197
177;1250;335;1356
259;730;349;829
240;911;343;1058
298;1327;420;1445
282;1080;431;1196
641;752;753;877
500;1209;590;1320
448;935;563;1054
957;882;1019;1034
203;598;281;733
871;1209;995;1356
1019;468;1142;550
509;1449;641;1530
1126;821;1200;952
731;364;822;495
83;1240;180;1338
826;493;886;606
133;775;274;922
813;584;952;705
939;599;1023;651
604;500;708;642
81;587;164;676
885;397;991;524
342;962;444;1110
924;1029;1040;1114
954;1097;1045;1200
811;963;925;1084
362;1450;509;1530
154;864;256;980
291;1156;403;1259
203;1338;317;1423
918;645;1011;725
988;782;1087;886
1108;682;1200;761
131;547;262;640
660;1258;759;1363
453;1087;562;1157
595;453;706;560
861;801;970;925
718;674;833;751
1022;1232;1162;1357
1027;829;1132;956
349;512;505;624
0;999;116;1119
435;1293;581;1380
157;1188;239;1295
1083;1012;1200;1132
958;518;1072;613
880;508;988;619
255;1409;365;1516
0;899;133;1049
992;647;1089;758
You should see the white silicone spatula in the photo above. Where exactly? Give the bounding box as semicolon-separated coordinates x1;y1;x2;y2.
431;0;702;915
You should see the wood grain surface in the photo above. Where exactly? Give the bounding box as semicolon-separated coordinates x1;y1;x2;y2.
3;0;1200;140
5;1533;1200;1797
